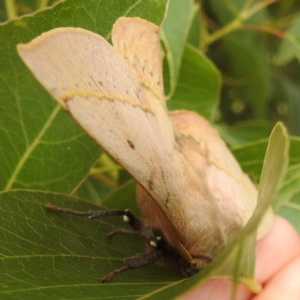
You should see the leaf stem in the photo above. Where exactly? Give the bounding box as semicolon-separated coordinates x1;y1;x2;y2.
204;18;242;47
241;24;286;38
242;0;278;20
203;0;279;47
36;0;49;9
4;0;17;19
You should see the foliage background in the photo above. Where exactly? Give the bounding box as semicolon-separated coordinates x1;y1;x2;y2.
0;0;300;299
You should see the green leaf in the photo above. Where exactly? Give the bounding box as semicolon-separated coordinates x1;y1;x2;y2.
273;164;300;211
254;123;289;228
274;15;300;65
231;136;300;192
277;200;300;235
205;0;268;29
222;38;270;120
274;137;300;235
0;0;168;193
216;121;272;147
76;176;113;205
273;161;300;235
280;80;300;136
289;137;300;166
186;4;201;48
76;154;125;204
167;44;220;121
231;140;268;184
161;0;195;97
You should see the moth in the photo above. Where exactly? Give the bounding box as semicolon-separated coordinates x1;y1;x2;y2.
17;17;273;282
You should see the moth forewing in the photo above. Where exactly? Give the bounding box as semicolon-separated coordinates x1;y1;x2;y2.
17;24;180;208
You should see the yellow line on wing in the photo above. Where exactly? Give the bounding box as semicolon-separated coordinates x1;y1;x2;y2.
61;90;153;113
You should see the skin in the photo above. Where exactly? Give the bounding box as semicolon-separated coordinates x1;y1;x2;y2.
183;216;300;300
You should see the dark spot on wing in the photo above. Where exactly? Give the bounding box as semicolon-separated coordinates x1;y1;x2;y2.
165;196;169;204
148;179;154;191
127;140;135;149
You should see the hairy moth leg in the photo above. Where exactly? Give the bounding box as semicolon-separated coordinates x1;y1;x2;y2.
45;204;164;282
45;204;143;230
101;251;164;283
